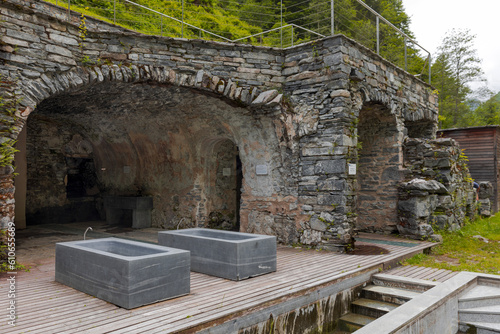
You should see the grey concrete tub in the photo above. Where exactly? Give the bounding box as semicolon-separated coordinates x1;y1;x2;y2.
158;228;276;281
55;238;190;309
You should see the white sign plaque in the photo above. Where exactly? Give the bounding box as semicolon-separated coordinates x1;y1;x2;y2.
256;164;268;175
348;163;356;175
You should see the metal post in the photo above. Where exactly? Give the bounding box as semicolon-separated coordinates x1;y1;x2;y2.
404;37;407;71
280;0;283;48
291;25;294;47
331;0;334;35
181;0;184;38
376;16;379;54
428;54;432;85
161;16;163;36
113;0;116;24
67;0;70;21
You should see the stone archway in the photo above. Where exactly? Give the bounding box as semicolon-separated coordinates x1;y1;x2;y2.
12;74;286;232
356;102;404;233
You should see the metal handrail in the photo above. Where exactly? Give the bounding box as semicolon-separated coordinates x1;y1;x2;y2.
353;0;431;84
231;23;325;43
122;0;232;42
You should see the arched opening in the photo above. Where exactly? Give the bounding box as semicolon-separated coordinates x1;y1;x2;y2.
204;139;242;231
356;102;403;233
16;81;266;231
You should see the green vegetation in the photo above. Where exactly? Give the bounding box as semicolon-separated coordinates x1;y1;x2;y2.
403;214;500;275
0;76;20;171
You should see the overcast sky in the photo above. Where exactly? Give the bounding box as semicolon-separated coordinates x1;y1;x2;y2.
402;0;500;94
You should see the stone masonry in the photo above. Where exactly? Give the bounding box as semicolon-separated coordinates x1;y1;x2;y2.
399;138;477;238
0;0;474;251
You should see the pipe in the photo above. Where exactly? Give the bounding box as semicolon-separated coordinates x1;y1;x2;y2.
84;227;93;240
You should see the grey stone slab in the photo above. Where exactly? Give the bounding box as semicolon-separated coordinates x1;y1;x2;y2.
460;285;500;301
55;237;190;309
363;285;422;302
460;322;500;333
158;228;276;281
459;305;500;323
371;274;439;292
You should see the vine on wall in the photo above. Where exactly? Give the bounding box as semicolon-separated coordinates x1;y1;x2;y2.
0;76;20;172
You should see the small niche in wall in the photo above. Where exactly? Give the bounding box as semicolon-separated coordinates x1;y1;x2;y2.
65;157;99;198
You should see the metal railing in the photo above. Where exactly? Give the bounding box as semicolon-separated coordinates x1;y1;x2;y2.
51;0;431;83
353;0;431;84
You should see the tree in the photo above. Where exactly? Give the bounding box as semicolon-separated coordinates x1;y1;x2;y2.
472;90;500;126
434;29;485;128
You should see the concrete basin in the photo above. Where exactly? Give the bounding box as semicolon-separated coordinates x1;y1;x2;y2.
158;228;276;281
55;238;190;309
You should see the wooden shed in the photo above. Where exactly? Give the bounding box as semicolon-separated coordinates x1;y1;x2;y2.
438;126;500;213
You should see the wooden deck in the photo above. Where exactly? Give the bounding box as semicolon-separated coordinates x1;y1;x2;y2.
1;233;437;333
386;265;459;283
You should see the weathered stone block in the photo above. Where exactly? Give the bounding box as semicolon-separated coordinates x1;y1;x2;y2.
398;195;437;218
314;159;345;174
317;179;345;191
317;194;344;206
309;216;327;232
403;178;448;194
324;53;342;66
478;181;493;199
479;198;491;216
429;214;452;230
49;33;78;46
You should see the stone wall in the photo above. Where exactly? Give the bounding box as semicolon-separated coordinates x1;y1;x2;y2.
0;0;468;251
281;37;438;249
398;138;476;238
